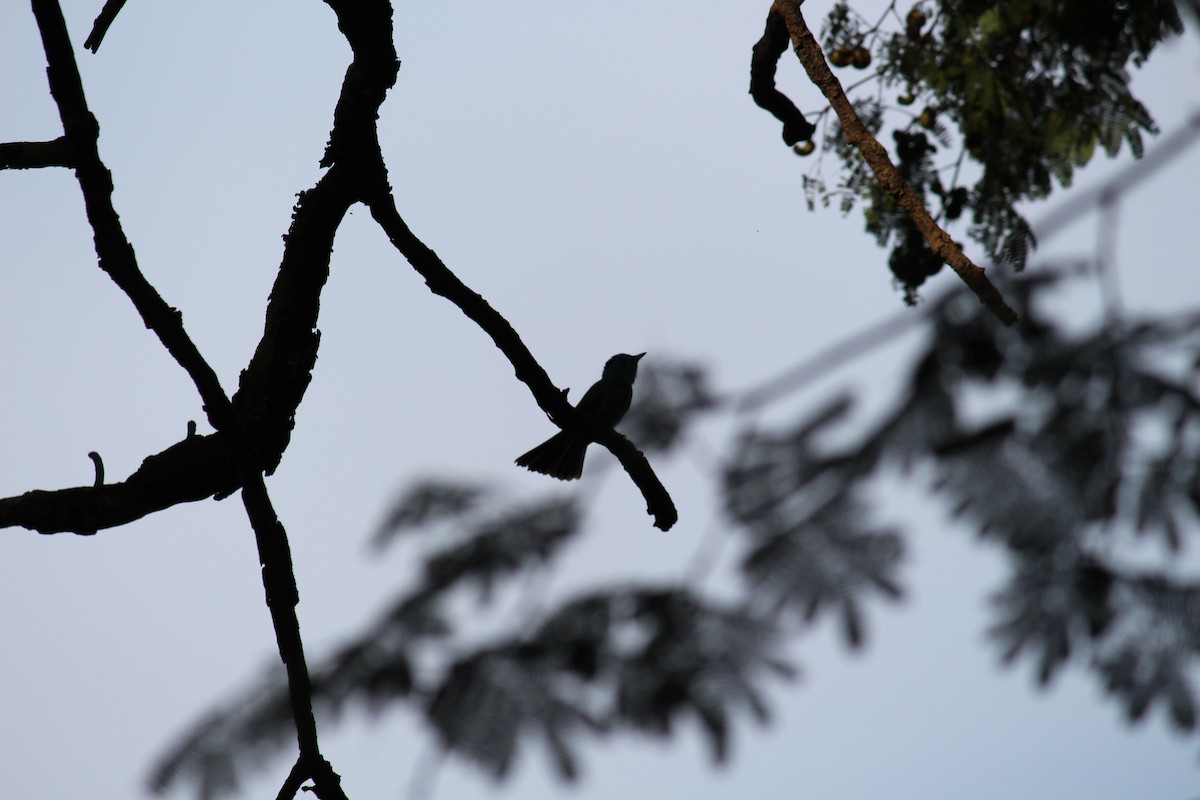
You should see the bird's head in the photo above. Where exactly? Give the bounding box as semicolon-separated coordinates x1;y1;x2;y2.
603;352;646;383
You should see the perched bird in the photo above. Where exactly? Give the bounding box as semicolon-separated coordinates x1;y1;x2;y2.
516;352;645;480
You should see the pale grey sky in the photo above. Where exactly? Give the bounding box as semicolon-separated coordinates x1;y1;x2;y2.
2;2;1199;799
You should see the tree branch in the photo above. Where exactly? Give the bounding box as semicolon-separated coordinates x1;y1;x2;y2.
367;195;678;531
1;42;362;536
26;2;346;796
767;1;1018;326
749;8;815;146
316;0;678;530
0;433;237;534
83;0;127;53
3;0;677;539
31;0;233;424
0;137;74;169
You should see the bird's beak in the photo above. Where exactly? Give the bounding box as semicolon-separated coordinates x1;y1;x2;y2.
635;352;646;360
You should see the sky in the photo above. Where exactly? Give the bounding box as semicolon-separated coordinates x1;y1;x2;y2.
2;2;1199;799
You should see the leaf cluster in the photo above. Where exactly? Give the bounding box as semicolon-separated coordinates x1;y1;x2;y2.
428;588;792;779
724;396;905;647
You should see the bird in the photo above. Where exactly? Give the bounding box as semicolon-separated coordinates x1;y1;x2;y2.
515;352;645;480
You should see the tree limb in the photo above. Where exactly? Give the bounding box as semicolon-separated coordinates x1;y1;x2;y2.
367;194;678;531
317;0;678;530
27;2;345;796
750;8;816;146
767;1;1018;326
0;137;74;169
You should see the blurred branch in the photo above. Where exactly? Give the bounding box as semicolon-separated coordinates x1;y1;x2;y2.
1034;108;1200;240
735;305;922;413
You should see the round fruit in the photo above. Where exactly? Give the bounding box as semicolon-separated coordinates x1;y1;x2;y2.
918;107;937;129
851;46;872;69
793;140;816;156
906;6;927;38
829;47;853;68
898;93;916;106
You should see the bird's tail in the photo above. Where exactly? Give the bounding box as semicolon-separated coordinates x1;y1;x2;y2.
515;432;588;480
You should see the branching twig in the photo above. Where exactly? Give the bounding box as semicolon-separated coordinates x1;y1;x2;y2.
2;0;676;536
314;0;678;530
26;2;346;796
760;1;1018;326
7;0;677;792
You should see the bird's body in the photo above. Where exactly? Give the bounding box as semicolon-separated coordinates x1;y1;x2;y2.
516;353;645;480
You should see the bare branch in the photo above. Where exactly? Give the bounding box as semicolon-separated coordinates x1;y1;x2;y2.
32;0;234;425
367;196;679;532
0;434;236;535
26;3;346;795
83;0;128;53
312;0;678;530
0;137;74;169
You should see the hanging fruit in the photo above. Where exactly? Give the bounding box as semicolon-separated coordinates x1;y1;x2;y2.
829;46;853;67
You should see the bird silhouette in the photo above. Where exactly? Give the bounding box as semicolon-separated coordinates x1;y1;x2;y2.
515;352;645;480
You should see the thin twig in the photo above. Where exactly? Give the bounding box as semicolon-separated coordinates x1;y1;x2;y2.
83;0;128;53
87;451;104;487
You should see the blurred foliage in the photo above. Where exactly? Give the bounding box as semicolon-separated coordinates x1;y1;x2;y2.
619;360;716;454
807;0;1186;300
152;266;1200;798
724;394;905;647
372;480;490;549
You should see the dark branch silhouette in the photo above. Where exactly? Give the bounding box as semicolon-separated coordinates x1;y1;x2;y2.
750;8;817;146
3;0;678;795
1;0;675;536
22;1;347;795
0;137;75;169
83;0;126;52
